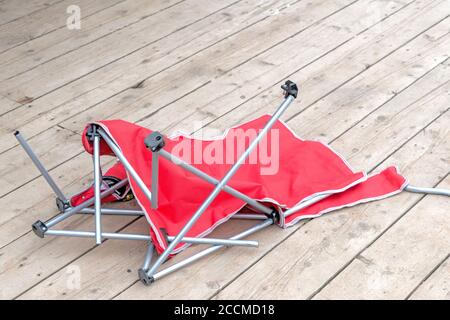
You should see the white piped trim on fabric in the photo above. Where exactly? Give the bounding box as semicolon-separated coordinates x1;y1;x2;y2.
284;166;409;227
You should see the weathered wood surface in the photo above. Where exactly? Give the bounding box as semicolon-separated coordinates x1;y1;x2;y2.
0;0;449;299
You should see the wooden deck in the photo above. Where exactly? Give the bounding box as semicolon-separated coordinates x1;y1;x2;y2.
0;0;449;300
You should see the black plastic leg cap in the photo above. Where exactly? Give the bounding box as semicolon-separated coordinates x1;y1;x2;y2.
32;220;48;238
56;197;70;212
138;268;154;286
281;80;299;99
144;132;165;152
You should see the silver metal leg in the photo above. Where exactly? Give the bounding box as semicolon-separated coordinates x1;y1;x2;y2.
282;183;450;220
283;193;330;218
44;229;258;247
151;152;159;209
167;236;257;247
146;94;295;279
232;213;268;220
145;219;273;284
79;208;267;219
141;242;154;271
93;133;102;244
405;184;450;197
79;208;144;216
15;131;68;205
45;230;151;240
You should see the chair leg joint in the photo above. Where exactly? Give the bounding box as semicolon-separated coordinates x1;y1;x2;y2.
32;220;48;238
265;209;279;224
55;197;70;212
138;268;154;286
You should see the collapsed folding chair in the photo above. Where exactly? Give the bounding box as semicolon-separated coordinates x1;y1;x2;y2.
15;80;450;285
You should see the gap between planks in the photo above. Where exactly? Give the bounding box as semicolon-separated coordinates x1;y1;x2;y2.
4;0;450;300
0;0;440;270
18;40;450;300
0;0;320;153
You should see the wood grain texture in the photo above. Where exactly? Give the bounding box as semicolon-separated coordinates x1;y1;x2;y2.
0;0;125;53
314;176;450;299
0;0;294;152
0;0;181;82
0;0;449;300
409;257;450;300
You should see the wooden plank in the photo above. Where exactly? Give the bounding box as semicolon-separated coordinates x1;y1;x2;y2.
409;256;450;299
0;0;125;53
0;0;63;27
62;0;407;135
0;94;20;115
157;0;449;135
3;0;442;298
188;0;450;137
4;0;450;302
0;0;238;102
212;82;450;298
0;0;292;151
0;0;182;82
17;35;450;300
314;176;450;300
0;0;352;177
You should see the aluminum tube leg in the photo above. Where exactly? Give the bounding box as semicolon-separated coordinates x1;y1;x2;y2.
142;219;273;284
14;131;67;204
80;209;265;219
93;134;102;245
166;236;258;247
283;193;330;218
45;229;151;240
98;129;154;205
151;152;159;208
159;149;272;215
138;242;155;281
79;208;144;216
146;94;295;278
231;213;268;220
142;242;154;270
405;184;450;197
44;229;256;246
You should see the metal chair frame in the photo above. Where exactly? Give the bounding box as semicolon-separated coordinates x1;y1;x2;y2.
14;80;450;285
